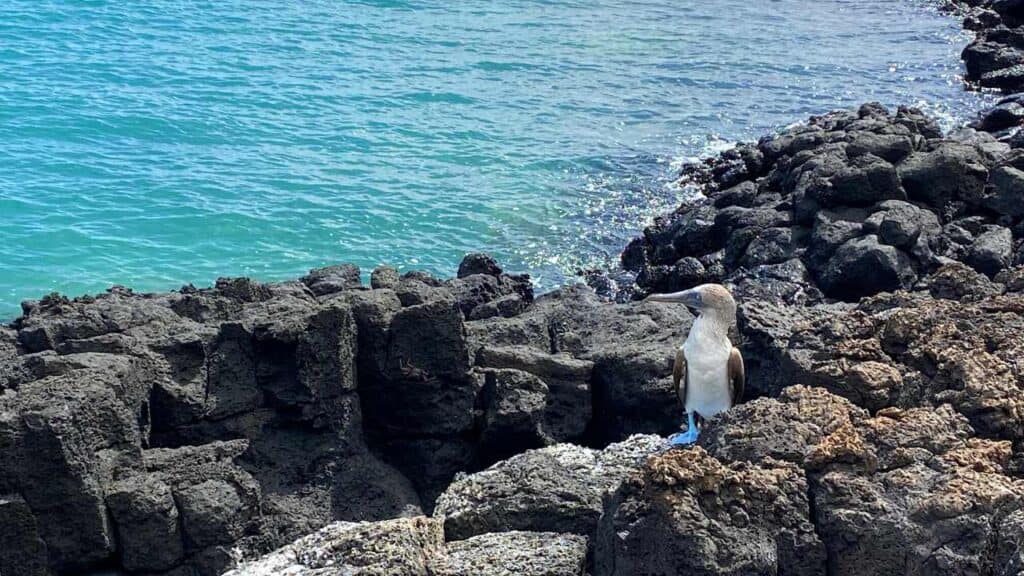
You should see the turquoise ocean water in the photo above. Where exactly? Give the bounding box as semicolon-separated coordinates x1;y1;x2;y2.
0;1;994;318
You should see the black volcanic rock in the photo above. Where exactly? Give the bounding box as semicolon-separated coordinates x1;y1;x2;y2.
370;265;401;289
818;234;918;300
967;224;1015;276
624;104;1023;302
0;247;714;575
8;16;1024;568
301;264;362;296
458;252;503;278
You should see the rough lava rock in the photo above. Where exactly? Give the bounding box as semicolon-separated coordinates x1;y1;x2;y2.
225;518;588;576
433;435;663;541
596;385;1024;576
594;447;826;576
0;252;699;575
624;104;1023;302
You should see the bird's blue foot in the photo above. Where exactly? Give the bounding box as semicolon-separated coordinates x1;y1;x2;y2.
667;427;699;446
666;413;699;447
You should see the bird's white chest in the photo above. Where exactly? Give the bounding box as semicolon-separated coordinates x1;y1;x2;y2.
681;320;733;419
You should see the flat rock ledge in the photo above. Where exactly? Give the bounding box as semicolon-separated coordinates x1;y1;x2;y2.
224;518;588;576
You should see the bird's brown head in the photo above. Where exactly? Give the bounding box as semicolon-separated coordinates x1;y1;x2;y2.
644;283;737;321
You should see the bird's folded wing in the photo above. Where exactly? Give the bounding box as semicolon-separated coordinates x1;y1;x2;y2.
673;348;687;409
728;347;745;405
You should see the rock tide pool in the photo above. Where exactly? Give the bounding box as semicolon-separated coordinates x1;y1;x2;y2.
3;2;1024;576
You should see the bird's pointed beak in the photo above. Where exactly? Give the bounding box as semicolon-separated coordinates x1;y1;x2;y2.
644;288;702;311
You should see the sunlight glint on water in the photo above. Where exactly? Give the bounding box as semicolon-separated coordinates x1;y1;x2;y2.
0;0;994;317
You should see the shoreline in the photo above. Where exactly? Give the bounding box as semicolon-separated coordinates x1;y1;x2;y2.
0;0;988;325
2;3;1024;576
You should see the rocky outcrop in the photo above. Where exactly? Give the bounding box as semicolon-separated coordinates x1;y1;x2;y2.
5;218;1022;576
621;104;1024;304
0;254;695;576
596;385;1024;576
5;29;1024;570
958;0;1024;92
739;265;1024;444
595;447;825;576
224;383;1024;576
4;256;1022;575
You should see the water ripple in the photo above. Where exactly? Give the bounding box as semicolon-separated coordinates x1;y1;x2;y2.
0;0;995;317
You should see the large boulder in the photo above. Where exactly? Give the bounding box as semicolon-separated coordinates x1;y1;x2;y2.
532;286;693;441
807;405;1024;576
988;163;1024;218
384;295;471;382
458;253;503;277
476;368;551;460
862;199;940;251
371;265;401;289
133;441;262;575
300;264;361;296
0;369;141;573
433;435;663;541
476;345;593;444
824;153;905;206
966;225;1015;277
468;284;691;443
106;476;185;572
332;287;402;383
818;235;918;300
897;141;990;209
594;448;826;576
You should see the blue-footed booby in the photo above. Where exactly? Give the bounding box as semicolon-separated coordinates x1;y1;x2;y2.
645;284;744;446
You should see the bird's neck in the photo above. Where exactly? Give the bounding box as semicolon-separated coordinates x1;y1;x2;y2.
688;313;732;347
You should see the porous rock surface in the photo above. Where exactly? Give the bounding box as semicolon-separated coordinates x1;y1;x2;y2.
956;0;1024;93
596;385;1024;576
620;103;1024;305
224;517;588;576
434;434;663;541
0;254;691;576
